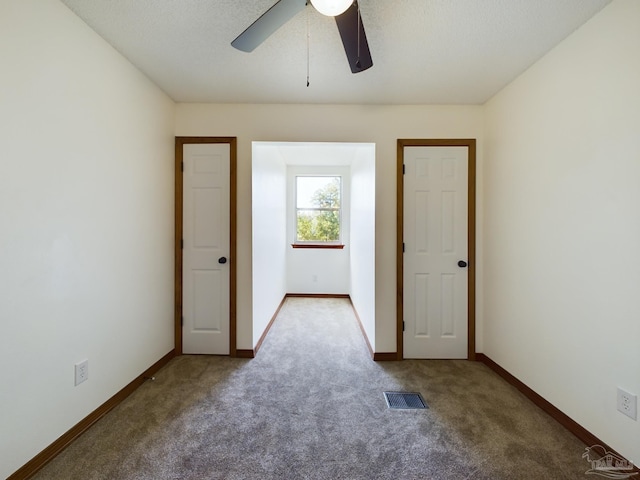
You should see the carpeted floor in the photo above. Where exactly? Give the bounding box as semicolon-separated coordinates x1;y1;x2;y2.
33;297;591;479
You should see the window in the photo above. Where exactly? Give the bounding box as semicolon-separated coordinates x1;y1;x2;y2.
295;176;341;244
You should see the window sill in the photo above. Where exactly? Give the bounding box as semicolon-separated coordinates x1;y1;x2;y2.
291;244;345;250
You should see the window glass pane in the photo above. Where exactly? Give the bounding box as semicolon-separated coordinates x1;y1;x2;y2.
295;176;341;242
296;210;340;242
296;176;341;209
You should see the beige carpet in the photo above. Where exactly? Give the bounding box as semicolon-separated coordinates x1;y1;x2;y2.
33;297;591;479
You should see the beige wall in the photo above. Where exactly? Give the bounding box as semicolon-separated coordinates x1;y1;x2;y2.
0;1;176;477
484;0;640;463
175;104;485;353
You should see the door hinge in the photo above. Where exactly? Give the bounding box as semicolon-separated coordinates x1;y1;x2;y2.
403;321;405;332
181;161;184;172
402;164;405;174
181;239;184;249
402;243;405;253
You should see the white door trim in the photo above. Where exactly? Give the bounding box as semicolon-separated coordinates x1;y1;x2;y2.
175;137;237;357
397;139;476;361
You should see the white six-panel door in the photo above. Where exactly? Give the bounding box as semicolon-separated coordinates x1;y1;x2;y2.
403;146;468;359
182;143;230;355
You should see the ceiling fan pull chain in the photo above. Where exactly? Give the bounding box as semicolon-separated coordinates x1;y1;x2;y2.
307;3;310;87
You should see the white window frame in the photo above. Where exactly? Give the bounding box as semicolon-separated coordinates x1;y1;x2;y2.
287;165;350;248
294;175;342;245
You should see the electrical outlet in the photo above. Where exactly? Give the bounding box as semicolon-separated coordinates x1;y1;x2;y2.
75;360;89;386
617;387;637;420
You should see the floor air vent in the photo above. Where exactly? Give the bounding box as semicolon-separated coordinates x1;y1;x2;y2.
383;392;428;410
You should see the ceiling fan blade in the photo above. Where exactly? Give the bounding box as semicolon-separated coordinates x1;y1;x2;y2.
231;0;308;52
335;1;373;73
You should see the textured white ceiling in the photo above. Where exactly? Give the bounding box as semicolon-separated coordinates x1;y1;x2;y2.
59;0;611;105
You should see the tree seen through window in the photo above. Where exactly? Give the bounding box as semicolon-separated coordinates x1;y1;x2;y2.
296;176;341;242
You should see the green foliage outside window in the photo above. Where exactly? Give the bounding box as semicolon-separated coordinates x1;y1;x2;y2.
296;177;341;242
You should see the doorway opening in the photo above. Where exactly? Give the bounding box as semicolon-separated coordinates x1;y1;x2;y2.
252;141;376;355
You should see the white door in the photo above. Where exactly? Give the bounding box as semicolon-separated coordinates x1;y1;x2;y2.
182;143;230;354
403;146;468;359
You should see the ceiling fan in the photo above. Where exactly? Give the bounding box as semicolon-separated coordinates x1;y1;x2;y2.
231;0;373;74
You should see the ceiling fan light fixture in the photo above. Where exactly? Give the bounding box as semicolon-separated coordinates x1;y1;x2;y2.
310;0;353;17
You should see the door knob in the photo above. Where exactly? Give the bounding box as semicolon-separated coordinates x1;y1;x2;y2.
457;260;468;268
218;257;227;264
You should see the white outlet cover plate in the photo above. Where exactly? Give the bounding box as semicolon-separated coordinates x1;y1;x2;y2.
75;360;89;386
617;387;637;420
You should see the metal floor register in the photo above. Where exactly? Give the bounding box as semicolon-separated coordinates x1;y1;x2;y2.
383;391;428;410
